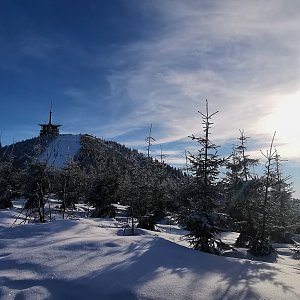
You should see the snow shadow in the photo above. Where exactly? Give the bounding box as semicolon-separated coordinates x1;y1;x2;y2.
0;232;298;299
0;220;83;260
77;236;297;300
0;276;138;300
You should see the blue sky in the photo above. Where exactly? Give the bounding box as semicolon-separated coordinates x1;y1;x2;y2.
0;0;300;197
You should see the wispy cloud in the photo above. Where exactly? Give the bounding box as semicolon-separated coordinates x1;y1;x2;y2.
92;1;300;160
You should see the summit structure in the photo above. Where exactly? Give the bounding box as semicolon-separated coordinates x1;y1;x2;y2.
39;106;61;136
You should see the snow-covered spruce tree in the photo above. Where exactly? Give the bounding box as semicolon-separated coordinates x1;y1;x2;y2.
87;152;119;218
290;198;300;232
55;158;83;219
223;130;260;246
263;152;293;243
120;167;151;234
249;132;280;256
121;164;158;232
179;100;224;254
21;139;58;223
0;156;16;209
257;150;292;242
0;143;26;209
23;161;53;223
117;126;178;233
224;130;259;219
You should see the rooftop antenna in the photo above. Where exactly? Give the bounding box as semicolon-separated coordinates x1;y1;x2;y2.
39;100;61;136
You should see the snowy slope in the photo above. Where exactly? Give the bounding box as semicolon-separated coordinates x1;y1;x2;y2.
39;134;81;168
1;211;300;300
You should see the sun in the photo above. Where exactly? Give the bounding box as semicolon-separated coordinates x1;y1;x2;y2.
259;91;300;158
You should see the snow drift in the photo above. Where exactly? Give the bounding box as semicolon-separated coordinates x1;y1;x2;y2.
0;210;300;300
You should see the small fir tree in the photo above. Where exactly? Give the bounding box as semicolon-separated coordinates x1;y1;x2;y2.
249;132;282;256
223;130;260;246
268;152;293;241
179;100;224;254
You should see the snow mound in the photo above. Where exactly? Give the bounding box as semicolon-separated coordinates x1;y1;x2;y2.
39;134;81;167
0;212;300;300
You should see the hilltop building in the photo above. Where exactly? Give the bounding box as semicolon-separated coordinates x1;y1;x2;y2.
39;107;61;136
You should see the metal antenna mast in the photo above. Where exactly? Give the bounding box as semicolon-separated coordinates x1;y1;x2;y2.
145;123;156;158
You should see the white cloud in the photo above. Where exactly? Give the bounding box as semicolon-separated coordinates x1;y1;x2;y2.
99;0;300;159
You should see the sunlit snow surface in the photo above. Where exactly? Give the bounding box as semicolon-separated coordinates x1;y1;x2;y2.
1;208;300;299
39;134;81;168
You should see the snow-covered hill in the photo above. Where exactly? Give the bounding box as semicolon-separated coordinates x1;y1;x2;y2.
39;134;81;167
0;133;183;182
1;210;300;300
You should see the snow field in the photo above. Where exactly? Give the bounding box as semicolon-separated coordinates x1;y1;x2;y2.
38;134;81;168
1;208;300;299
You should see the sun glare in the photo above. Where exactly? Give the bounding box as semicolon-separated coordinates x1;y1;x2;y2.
259;92;300;158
